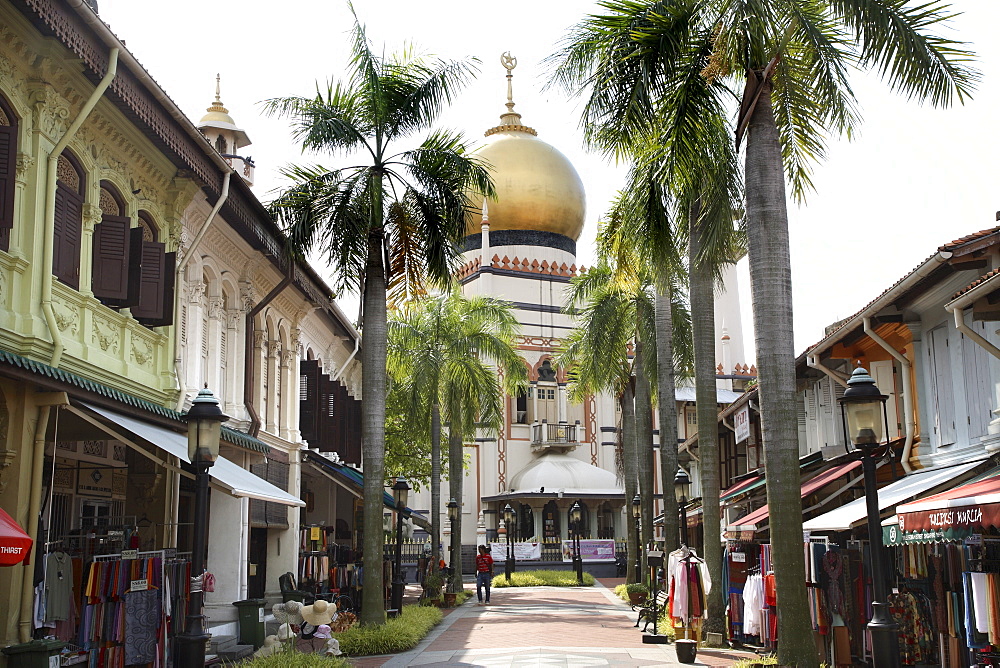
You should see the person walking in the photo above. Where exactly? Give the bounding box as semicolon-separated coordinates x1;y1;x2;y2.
476;544;494;605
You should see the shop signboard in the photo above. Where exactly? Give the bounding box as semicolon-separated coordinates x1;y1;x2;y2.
735;405;750;444
489;542;542;562
560;539;616;562
898;501;1000;538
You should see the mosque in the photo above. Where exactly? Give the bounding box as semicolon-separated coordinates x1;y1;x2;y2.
410;55;750;561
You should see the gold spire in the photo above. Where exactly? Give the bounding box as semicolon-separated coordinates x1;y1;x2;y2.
486;52;537;137
206;73;228;115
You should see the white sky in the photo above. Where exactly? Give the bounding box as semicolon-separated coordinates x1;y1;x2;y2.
97;0;1000;360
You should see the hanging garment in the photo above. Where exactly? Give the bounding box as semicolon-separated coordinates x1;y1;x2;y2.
45;551;74;623
124;588;160;665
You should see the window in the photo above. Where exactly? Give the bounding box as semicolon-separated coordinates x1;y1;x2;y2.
54;151;84;288
215;135;227;154
0;92;17;251
92;182;139;306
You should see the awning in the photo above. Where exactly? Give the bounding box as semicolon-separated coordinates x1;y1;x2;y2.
74;403;304;506
304;452;431;530
728;460;862;533
897;469;1000;542
674;387;744;404
0;507;32;566
721;475;765;502
802;460;981;532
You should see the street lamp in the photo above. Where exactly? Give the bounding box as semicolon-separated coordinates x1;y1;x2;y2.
502;503;516;580
569;501;583;584
838;365;900;668
176;386;228;667
630;494;641;583
674;467;691;547
446;498;458;583
389;476;411;614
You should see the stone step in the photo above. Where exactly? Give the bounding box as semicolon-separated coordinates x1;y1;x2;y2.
208;635;238;653
219;645;254;662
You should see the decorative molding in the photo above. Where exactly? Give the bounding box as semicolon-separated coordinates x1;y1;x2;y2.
91;313;120;353
207;297;225;320
130;334;153;368
14;152;34;182
239;280;258;312
253;329;266;349
280;349;296;367
28;83;70;138
225;309;241;330
267;340;282;358
185;281;206;305
50;295;79;335
82;202;102;231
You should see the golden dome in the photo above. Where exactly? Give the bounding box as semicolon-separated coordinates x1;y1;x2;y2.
199;74;237;127
465;54;585;242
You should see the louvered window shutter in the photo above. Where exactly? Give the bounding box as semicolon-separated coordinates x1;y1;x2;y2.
318;373;336;452
92;215;133;304
133;240;175;327
265;462;289;527
346;393;362;465
53;184;83;289
299;360;320;443
0;120;15;251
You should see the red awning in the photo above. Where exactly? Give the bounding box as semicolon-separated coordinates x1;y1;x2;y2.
897;475;1000;539
721;474;763;501
0;506;32;566
728;460;862;533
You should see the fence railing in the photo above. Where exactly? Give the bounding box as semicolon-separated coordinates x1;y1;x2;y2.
531;422;580;445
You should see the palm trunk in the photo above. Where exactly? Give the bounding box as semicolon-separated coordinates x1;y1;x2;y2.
634;332;655;566
360;229;388;625
448;422;464;593
745;75;818;668
430;403;442;570
621;382;639;583
654;289;679;556
689;205;724;635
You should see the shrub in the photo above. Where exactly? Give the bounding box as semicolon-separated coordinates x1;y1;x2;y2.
626;582;649;594
422;572;444;598
491;569;595;588
234;645;350;667
334;604;443;656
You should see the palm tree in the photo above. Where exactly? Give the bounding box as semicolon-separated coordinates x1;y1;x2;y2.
266;9;493;625
388;289;527;593
550;1;977;662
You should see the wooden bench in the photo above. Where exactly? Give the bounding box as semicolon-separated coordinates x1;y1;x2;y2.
633;590;669;632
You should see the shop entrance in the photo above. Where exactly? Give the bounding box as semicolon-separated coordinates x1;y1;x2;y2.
248;527;268;599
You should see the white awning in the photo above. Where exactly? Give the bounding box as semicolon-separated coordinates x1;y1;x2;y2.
674;386;744;404
78;402;304;507
801;460;981;532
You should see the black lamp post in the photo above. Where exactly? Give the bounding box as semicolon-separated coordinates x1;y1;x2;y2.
503;503;516;580
838;365;900;668
674;467;691;547
176;386;228;667
630;494;641;583
390;476;410;614
569;501;584;584
446;497;458;585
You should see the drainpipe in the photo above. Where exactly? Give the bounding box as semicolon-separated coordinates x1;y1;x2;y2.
245;264;294;436
864;317;915;473
332;337;360;383
806;355;849;388
19;392;69;642
41;49;119;367
173;171;233;410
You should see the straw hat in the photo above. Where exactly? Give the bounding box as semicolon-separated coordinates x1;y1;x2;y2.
271;601;304;625
301;599;335;626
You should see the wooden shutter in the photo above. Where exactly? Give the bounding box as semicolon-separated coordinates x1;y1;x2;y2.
53;184;82;289
929;325;957;447
92;215;133;304
265;461;289;528
346;394;362;465
0;120;15;252
133;241;175;327
299;360;320;443
317;373;336;452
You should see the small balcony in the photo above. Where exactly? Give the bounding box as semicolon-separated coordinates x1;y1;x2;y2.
531;421;582;453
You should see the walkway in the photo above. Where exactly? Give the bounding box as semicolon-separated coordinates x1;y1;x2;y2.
355;578;757;667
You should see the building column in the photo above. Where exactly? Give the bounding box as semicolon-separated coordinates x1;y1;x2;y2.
79;203;101;297
252;329;266;427
531;383;538;423
224;309;242;418
280;347;297;441
557;384;568;423
184;280;207;399
206;297;225;400
265;340;280;434
206;491;250;631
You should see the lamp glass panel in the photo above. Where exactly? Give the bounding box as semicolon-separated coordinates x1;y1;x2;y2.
845;400;884;445
188;419;221;463
631;499;641;519
570;507;581;524
399;488;409;509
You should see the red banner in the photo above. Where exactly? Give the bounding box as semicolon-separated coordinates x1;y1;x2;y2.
898;502;1000;535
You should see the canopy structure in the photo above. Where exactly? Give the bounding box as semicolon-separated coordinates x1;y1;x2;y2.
0;506;32;566
896;469;1000;542
727;460;862;534
720;474;764;503
802;460;982;533
71;403;304;506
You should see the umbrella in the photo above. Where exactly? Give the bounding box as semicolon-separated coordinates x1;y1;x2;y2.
0;506;32;566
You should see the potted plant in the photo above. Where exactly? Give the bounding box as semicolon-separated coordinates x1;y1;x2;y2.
626;582;649;605
423;571;444;606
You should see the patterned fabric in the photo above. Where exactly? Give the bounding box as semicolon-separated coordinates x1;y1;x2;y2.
124;588;160;665
888;591;935;665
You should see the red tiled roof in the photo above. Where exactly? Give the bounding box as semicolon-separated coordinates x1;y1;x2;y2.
951;267;1000;301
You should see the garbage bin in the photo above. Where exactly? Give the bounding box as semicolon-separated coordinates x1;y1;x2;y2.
1;639;66;668
232;598;267;649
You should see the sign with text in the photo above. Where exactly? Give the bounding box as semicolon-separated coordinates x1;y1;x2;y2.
735;405;750;444
560;539;616;562
489;542;542;562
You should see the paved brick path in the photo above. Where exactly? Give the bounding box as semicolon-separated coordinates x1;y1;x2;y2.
351;578;757;667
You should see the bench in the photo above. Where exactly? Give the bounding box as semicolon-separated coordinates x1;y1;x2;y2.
633;590;669;633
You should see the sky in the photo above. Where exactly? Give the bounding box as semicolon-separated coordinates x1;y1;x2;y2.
95;0;1000;360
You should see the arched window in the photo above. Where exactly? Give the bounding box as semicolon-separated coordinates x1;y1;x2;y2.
92;181;132;305
542;500;560;540
54;150;85;288
0;92;18;251
215;135;227;154
131;211;175;326
517;504;533;540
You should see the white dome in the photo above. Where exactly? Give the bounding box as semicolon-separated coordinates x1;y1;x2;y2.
508;452;622;496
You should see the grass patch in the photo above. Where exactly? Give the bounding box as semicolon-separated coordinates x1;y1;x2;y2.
233;644;350;666
333;604;443;656
732;659;779;667
491;569;595;587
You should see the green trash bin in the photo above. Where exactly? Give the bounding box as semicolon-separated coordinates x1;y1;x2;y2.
232;598;266;649
1;639;66;668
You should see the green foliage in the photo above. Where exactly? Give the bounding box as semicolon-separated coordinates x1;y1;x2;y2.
422;571;444;597
233;644;350;667
490;570;595;588
626;582;649;594
333;604;443;656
